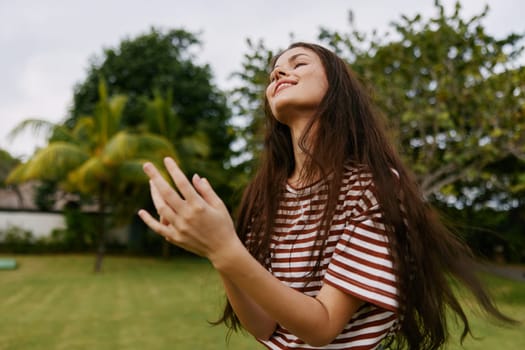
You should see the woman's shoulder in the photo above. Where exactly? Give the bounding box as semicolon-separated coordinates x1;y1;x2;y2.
341;163;381;211
342;162;400;187
342;163;374;187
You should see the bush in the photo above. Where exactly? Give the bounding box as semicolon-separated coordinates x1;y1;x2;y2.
62;202;98;251
0;221;96;254
0;225;34;253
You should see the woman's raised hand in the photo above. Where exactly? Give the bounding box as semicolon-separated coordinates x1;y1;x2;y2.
138;157;240;262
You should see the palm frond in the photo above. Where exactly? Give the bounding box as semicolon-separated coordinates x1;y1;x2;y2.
180;131;210;158
116;160;149;183
71;117;96;146
49;126;79;144
67;157;106;194
92;79;128;146
102;132;177;165
134;133;178;160
7;142;89;183
5;163;30;184
143;90;178;139
109;95;128;127
101;132;139;165
7;119;57;141
130;158;174;185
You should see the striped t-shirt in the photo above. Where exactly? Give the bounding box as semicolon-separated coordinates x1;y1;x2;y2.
258;165;398;350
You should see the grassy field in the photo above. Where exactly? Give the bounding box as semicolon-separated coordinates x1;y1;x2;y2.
0;255;260;350
0;255;523;350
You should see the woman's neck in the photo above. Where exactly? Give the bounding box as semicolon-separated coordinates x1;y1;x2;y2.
289;147;306;186
288;119;315;187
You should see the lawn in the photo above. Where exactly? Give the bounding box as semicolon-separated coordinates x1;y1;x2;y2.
0;255;523;350
0;255;260;350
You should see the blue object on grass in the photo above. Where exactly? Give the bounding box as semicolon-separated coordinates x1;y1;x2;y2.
0;258;17;270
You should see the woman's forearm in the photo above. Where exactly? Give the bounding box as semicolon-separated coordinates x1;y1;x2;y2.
220;273;277;340
211;241;361;347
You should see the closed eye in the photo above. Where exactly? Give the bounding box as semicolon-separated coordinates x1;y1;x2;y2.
268;61;307;82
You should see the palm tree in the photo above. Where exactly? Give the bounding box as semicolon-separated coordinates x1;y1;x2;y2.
7;80;176;271
142;89;211;169
141;90;211;257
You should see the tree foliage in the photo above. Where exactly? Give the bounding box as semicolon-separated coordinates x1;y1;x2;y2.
225;39;280;195
319;1;525;201
231;1;525;259
70;28;236;206
8;80;176;270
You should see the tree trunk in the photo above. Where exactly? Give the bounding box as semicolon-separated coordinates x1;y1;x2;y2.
94;188;106;273
12;185;24;208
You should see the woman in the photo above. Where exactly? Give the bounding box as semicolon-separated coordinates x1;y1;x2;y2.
138;42;513;349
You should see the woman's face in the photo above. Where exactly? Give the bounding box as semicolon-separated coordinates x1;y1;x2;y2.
265;47;328;125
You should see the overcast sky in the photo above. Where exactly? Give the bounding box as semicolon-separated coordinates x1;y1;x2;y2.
1;0;523;159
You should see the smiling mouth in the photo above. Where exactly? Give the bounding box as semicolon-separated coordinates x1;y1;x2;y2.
274;82;295;95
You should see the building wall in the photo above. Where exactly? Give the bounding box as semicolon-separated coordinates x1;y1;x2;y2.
0;211;65;239
0;183;38;210
0;183;129;244
0;210;129;244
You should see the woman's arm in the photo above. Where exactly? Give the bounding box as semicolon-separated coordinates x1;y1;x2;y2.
138;158;363;346
212;240;363;347
220;274;277;340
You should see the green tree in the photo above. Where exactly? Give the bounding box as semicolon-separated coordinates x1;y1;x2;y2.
138;89;213;256
70;28;236;207
141;89;211;178
228;39;276;187
7;80;176;271
318;1;525;201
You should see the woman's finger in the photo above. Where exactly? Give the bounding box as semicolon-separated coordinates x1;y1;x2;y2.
192;175;223;208
143;161;184;210
138;209;176;241
164;157;202;204
150;181;179;226
150;181;176;217
150;180;166;210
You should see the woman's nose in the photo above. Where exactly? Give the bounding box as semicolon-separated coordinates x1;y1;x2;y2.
276;68;287;77
272;67;288;81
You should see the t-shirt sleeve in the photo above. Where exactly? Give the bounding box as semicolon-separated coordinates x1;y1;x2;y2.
323;180;398;312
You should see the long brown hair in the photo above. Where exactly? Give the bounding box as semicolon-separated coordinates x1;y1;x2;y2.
217;42;514;349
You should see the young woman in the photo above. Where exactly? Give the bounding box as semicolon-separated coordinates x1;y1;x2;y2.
138;42;513;349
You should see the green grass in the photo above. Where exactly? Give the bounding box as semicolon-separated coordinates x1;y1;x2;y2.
445;272;525;350
0;255;261;350
0;255;523;350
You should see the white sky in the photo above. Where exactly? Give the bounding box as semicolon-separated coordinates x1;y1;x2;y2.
1;0;523;159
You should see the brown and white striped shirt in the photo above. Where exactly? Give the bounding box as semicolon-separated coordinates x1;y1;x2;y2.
259;165;398;350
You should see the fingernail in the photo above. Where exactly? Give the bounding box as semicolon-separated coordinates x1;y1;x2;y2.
143;162;153;174
193;173;201;182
